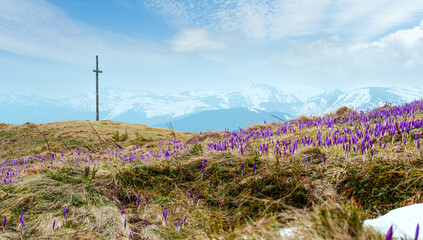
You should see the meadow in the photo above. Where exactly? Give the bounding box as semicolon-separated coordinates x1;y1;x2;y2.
0;100;422;239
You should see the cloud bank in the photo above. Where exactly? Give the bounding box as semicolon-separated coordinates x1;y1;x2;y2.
140;0;423;42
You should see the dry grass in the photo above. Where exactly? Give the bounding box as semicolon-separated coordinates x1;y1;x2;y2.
0;171;123;239
0;120;192;160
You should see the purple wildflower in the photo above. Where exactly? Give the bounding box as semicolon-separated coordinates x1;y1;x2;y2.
162;209;167;223
137;194;141;206
210;179;212;187
20;211;24;233
52;219;56;232
183;215;187;223
124;219;127;230
146;194;150;205
63;207;66;220
130;231;133;239
121;207;124;216
386;225;393;240
3;216;6;232
415;223;420;240
323;156;326;164
305;155;307;167
145;219;148;227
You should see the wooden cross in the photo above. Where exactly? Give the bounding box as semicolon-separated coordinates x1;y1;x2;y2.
93;55;103;121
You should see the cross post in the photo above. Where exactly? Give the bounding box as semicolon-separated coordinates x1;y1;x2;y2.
93;55;103;121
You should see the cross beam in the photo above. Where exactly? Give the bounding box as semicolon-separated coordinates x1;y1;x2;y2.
93;55;103;121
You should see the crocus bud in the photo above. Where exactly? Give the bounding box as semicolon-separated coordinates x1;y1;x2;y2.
386;225;393;240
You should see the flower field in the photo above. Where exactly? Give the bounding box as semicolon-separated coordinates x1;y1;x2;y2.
1;100;423;239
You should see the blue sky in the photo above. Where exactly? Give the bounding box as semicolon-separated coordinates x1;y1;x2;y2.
1;0;423;98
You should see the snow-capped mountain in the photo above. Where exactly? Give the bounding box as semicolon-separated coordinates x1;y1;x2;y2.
1;84;422;132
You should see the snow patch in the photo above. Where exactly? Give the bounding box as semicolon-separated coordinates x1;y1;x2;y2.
279;204;423;239
364;203;422;239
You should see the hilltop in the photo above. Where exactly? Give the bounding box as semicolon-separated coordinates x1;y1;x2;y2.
0;120;191;160
0;101;422;239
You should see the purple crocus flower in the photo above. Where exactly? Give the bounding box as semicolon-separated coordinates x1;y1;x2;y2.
146;194;150;205
63;207;66;220
121;207;124;216
209;179;212;187
386;225;393;240
3;216;6;232
130;231;133;239
124;219;127;230
305;155;307;167
145;219;148;227
52;219;56;232
323;156;326;164
137;194;141;206
415;223;420;240
162;209;167;222
418;140;420;150
197;191;200;200
183;215;187;223
20;211;24;233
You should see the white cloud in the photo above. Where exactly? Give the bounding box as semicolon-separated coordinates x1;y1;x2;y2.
0;0;173;65
259;19;423;89
141;0;423;42
168;28;227;52
350;23;423;67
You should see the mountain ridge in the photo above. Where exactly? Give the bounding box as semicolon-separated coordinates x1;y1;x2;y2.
1;84;422;131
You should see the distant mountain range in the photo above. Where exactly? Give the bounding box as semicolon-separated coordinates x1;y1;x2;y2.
1;84;422;132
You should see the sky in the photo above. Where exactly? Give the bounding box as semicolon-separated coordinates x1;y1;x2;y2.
1;0;423;98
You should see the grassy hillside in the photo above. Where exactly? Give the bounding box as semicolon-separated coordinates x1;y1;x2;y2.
0;120;191;160
0;101;422;239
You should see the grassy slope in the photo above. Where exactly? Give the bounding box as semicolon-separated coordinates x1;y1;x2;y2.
0;120;191;160
0;105;422;240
